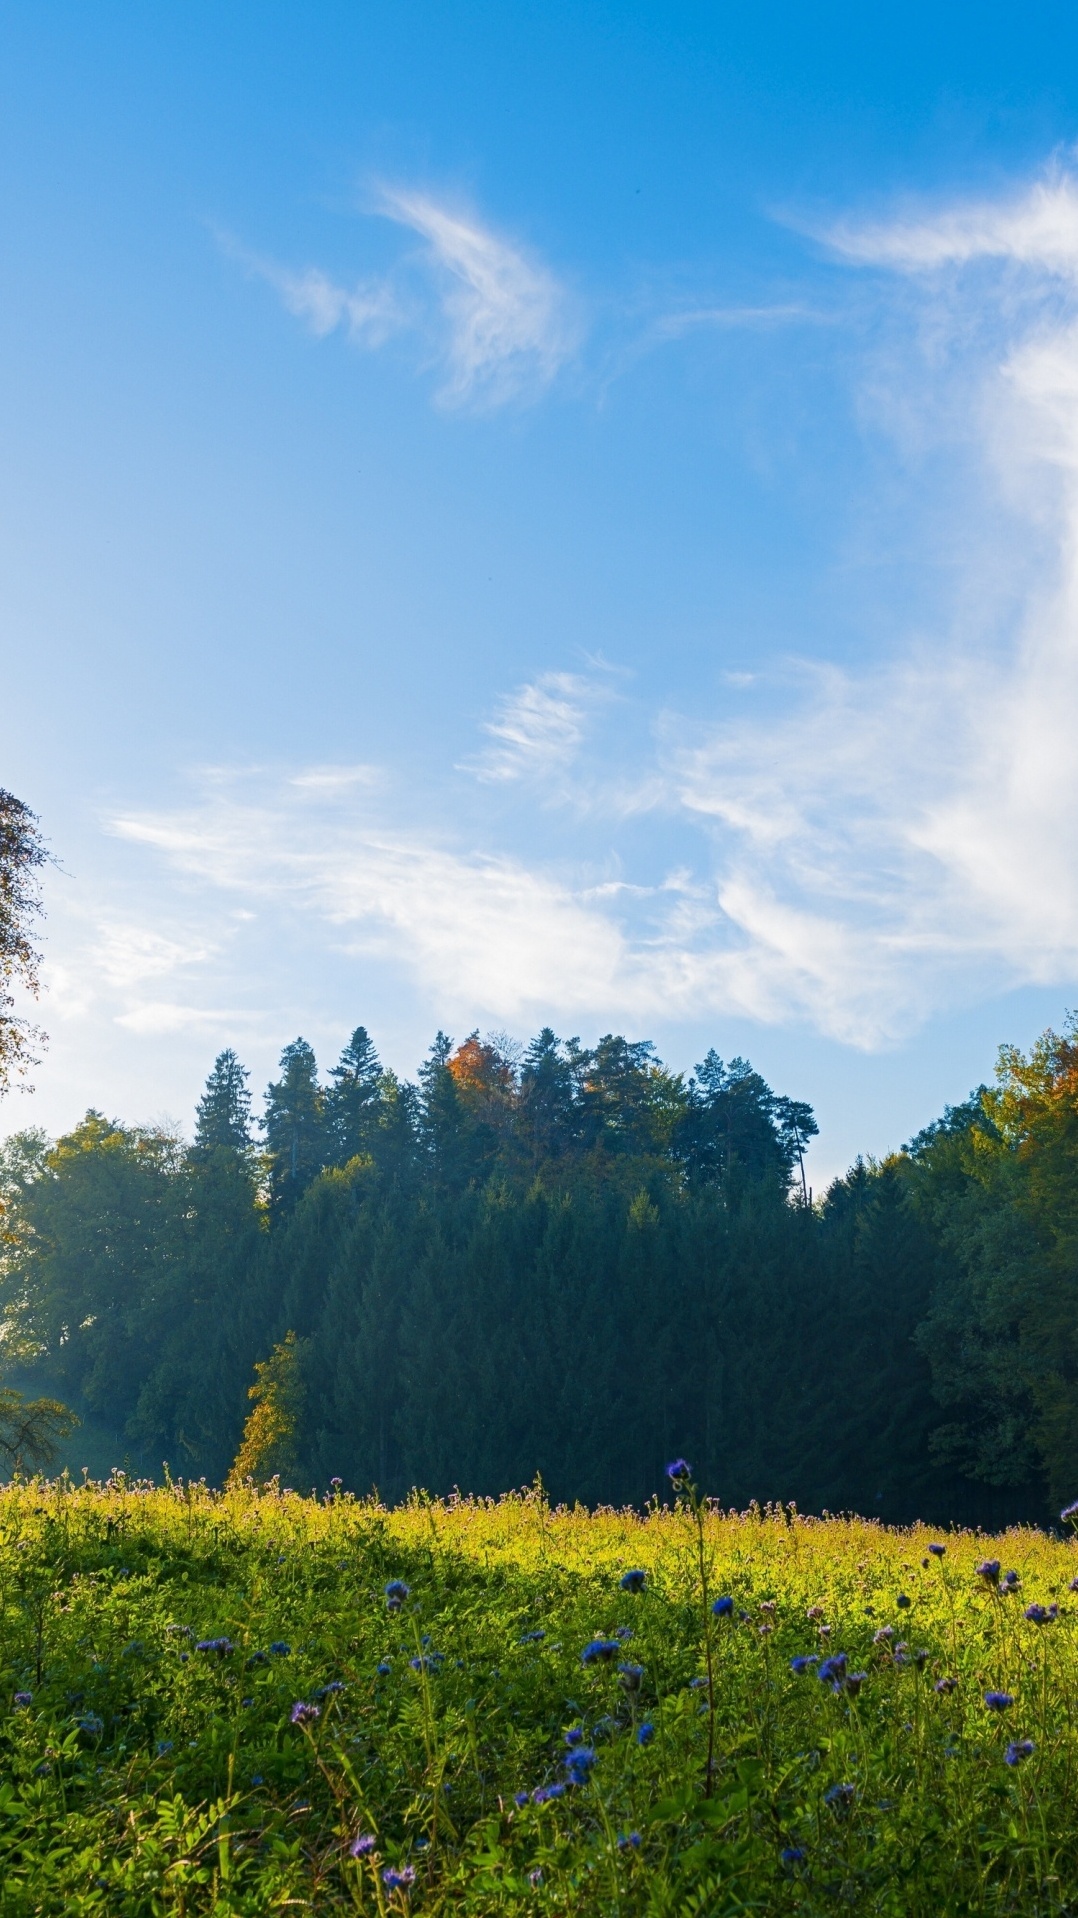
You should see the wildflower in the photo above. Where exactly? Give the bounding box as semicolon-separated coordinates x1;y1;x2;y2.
76;1714;104;1736
790;1655;819;1674
636;1722;655;1745
618;1831;642;1850
689;1676;709;1690
615;1626;634;1640
529;1869;543;1888
620;1569;646;1593
935;1676;958;1694
382;1866;416;1891
928;1542;946;1556
806;1605;825;1621
618;1662;644;1691
818;1653;848;1689
315;1680;345;1697
565;1745;597;1784
845;1671;868;1696
385;1581;410;1612
984;1691;1014;1712
581;1637;620;1666
377;1661;392;1676
12;1692;31;1708
913;1649;930;1672
514;1790;529;1807
246;1650;269;1666
1001;1571;1021;1593
873;1627;894;1644
156;1739;173;1755
896;1593;911;1609
330;1476;343;1488
195;1637;234;1657
666;1458;692;1483
519;1629;545;1644
712;1595;734;1617
532;1783;565;1803
251;1773;264;1785
824;1782;855;1810
1025;1603;1054;1625
290;1701;320;1726
350;1833;377;1856
1060;1500;1078;1523
564;1727;584;1747
1070;1577;1078;1593
782;1847;807;1865
1004;1739;1035;1766
269;1641;291;1656
976;1559;1001;1585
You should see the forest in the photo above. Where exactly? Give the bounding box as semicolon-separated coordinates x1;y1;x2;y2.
1;1017;1076;1526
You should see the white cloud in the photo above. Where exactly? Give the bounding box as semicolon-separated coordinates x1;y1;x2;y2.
465;671;603;784
231;187;576;409
93;923;214;990
826;168;1078;278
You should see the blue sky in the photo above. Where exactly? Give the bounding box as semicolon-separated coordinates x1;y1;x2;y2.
4;0;1078;1183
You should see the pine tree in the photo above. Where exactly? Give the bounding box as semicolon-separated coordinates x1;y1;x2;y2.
263;1040;327;1217
194;1050;253;1155
326;1026;384;1165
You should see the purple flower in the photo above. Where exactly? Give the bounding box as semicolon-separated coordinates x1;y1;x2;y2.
711;1595;734;1617
1004;1739;1034;1766
385;1580;410;1612
620;1569;646;1593
873;1626;894;1644
382;1865;415;1891
976;1559;1001;1585
824;1782;855;1810
618;1831;642;1850
350;1833;377;1857
581;1637;620;1666
196;1637;234;1657
790;1655;818;1674
377;1661;392;1676
290;1701;320;1726
1001;1570;1021;1593
984;1691;1014;1712
665;1459;692;1483
12;1692;32;1708
844;1672;868;1696
529;1869;543;1888
935;1676;958;1694
1024;1603;1054;1625
514;1790;529;1807
818;1653;848;1689
269;1642;291;1656
782;1847;807;1865
1060;1500;1078;1523
618;1662;644;1691
928;1542;946;1557
532;1783;565;1803
636;1721;655;1745
330;1476;343;1489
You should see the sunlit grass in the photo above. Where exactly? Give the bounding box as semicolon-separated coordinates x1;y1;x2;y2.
1;1475;1077;1912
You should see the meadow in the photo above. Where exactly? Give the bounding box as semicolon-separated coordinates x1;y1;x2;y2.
1;1472;1077;1915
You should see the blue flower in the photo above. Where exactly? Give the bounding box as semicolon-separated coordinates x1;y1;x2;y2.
195;1637;234;1657
385;1580;410;1612
518;1629;545;1644
845;1672;868;1696
618;1831;642;1850
984;1691;1014;1712
976;1559;1001;1585
817;1653;848;1688
620;1569;646;1593
636;1721;655;1745
824;1782;855;1810
290;1701;320;1725
1024;1603;1055;1625
315;1680;345;1697
269;1641;291;1656
1001;1570;1021;1593
935;1676;958;1694
251;1773;264;1785
581;1637;620;1666
790;1655;818;1675
12;1692;31;1708
564;1727;584;1747
1005;1739;1034;1766
665;1459;692;1483
76;1714;104;1737
156;1740;173;1755
896;1593;911;1609
532;1783;565;1803
246;1650;269;1666
350;1833;377;1856
565;1746;597;1784
377;1661;392;1676
618;1662;644;1691
514;1790;529;1807
781;1846;807;1865
382;1865;415;1890
711;1595;734;1618
928;1542;946;1556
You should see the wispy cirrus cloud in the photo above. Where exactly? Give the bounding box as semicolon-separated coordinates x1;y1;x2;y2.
463;670;612;786
231;186;578;409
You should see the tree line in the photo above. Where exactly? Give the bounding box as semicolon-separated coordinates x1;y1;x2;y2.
1;1016;1076;1524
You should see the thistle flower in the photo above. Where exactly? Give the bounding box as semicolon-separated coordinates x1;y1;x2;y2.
385;1581;410;1612
620;1569;646;1593
636;1721;655;1745
382;1866;415;1891
976;1560;1001;1585
1004;1739;1034;1766
350;1834;377;1857
712;1596;734;1618
581;1637;620;1666
290;1701;320;1726
790;1655;819;1674
984;1691;1014;1712
666;1458;692;1483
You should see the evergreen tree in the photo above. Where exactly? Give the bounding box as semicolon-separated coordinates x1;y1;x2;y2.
326;1025;384;1165
263;1040;327;1217
194;1049;252;1155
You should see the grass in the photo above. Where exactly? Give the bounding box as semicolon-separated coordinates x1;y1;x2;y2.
0;1474;1077;1914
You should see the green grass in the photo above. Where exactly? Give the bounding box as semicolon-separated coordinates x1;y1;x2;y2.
1;1475;1077;1913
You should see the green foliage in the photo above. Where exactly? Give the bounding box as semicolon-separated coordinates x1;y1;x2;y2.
0;788;46;1097
228;1332;305;1486
0;1388;77;1474
1;1478;1077;1914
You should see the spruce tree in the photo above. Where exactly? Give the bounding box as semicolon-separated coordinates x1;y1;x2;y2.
194;1049;253;1155
326;1026;384;1165
263;1039;327;1217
